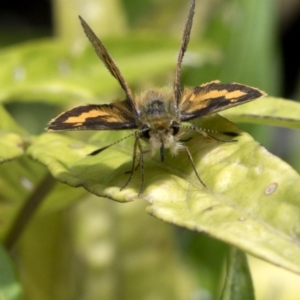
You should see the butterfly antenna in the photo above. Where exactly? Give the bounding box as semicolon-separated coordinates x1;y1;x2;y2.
180;124;240;142
79;16;138;117
174;0;195;106
180;124;226;134
89;132;136;156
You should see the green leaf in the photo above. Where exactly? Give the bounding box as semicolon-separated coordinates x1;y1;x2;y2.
175;229;227;298
0;132;25;163
0;243;23;300
216;0;280;95
0;157;47;240
0;105;26;134
0;161;87;247
0;37;218;105
0;105;87;243
27;114;300;274
0;105;27;163
221;97;300;129
220;247;254;300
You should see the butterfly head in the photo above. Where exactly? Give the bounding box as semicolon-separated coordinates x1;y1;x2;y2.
139;119;182;162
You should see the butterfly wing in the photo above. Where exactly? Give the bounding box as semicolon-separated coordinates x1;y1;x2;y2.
47;99;137;131
79;17;138;117
180;80;266;121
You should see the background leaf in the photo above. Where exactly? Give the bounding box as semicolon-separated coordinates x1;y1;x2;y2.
0;243;23;300
221;97;300;129
0;37;218;105
220;247;254;300
0;105;27;163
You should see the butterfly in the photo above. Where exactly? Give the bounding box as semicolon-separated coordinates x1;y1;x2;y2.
48;0;266;194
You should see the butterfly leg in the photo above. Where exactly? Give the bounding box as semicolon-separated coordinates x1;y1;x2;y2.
125;150;150;174
121;136;145;195
183;146;206;187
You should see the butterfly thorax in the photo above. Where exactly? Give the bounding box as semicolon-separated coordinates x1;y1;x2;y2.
135;89;179;122
134;89;183;160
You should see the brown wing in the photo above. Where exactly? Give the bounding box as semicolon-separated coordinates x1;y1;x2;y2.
79;16;138;117
47;99;137;131
180;80;266;121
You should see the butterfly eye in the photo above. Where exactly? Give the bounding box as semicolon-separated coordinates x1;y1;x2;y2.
141;123;151;139
171;121;180;135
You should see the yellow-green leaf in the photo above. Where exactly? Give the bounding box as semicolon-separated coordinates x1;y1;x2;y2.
27;115;300;274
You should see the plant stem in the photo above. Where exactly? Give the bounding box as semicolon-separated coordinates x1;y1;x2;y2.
4;172;57;250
